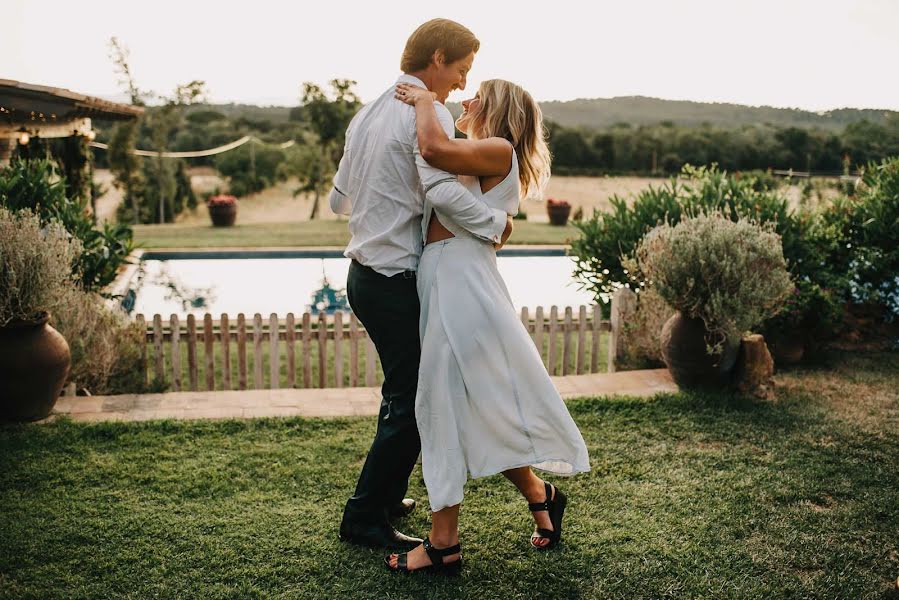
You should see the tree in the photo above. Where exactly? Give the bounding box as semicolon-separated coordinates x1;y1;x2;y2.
107;38;206;224
145;81;206;223
549;127;596;171
278;144;334;215
299;79;361;218
215;142;286;197
108;37;146;224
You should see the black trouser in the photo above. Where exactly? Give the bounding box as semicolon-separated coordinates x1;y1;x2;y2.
342;259;422;526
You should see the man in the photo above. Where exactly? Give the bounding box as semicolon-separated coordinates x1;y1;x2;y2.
330;18;513;550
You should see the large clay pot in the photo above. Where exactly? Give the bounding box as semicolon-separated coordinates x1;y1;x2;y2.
546;203;571;226
768;334;805;365
660;312;740;388
208;203;237;227
0;313;71;422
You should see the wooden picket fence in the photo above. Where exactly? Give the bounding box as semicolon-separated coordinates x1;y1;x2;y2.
133;304;622;392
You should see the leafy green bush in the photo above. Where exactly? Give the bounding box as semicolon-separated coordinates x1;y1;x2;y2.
0;158;134;291
624;212;793;353
732;169;782;192
215;143;286;197
840;157;899;316
760;279;844;352
0;208;82;326
571;164;800;307
51;288;150;395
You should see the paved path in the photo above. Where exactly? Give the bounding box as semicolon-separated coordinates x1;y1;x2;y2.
45;369;676;423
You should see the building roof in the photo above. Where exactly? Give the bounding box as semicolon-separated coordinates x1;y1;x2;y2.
0;79;144;127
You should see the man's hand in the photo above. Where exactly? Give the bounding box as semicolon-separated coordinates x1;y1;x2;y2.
495;216;514;250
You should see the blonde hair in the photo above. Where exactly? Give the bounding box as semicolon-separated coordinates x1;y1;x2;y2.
468;79;551;199
400;19;480;73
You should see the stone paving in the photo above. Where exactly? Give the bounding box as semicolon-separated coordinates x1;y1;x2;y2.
45;369;677;423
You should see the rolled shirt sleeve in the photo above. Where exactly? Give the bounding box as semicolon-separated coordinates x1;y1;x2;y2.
329;134;353;215
329;186;351;216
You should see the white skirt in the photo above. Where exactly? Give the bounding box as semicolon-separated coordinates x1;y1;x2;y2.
415;237;591;512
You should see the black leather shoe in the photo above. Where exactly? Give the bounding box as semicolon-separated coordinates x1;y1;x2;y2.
339;520;423;551
388;498;417;520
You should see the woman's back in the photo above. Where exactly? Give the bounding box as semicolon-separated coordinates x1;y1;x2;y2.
424;149;520;245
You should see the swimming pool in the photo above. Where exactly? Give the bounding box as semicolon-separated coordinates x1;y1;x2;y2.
123;248;595;317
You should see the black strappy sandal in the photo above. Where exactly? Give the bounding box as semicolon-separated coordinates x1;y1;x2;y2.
385;536;463;576
528;481;567;550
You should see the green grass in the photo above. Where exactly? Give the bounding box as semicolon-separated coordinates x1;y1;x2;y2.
133;220;579;249
2;352;897;598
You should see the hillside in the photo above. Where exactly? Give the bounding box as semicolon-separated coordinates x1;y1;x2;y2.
168;97;898;132
447;96;896;131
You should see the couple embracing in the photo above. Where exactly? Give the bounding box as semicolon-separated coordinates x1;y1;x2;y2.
331;18;590;576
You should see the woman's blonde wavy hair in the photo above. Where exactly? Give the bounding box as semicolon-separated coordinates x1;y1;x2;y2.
467;79;552;199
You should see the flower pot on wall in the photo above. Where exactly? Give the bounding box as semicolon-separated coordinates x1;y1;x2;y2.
768;334;805;365
207;195;238;227
660;312;740;388
546;199;571;226
0;312;71;422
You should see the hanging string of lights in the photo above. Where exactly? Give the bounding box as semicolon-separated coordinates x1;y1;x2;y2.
88;136;295;158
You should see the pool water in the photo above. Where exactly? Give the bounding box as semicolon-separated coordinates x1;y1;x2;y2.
125;254;595;318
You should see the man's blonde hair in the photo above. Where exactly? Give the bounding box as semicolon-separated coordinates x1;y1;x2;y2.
469;80;552;199
400;19;480;72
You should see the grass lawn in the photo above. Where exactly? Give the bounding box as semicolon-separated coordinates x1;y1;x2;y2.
133;220;579;249
1;352;897;598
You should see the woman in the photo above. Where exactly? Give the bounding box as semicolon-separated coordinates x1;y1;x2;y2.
386;79;590;575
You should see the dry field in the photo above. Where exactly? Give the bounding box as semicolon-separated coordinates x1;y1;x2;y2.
93;168;840;225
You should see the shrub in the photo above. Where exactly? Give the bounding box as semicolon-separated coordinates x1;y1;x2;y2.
733;169;781;192
207;194;238;207
571;164;800;309
619;287;669;367
50;289;150;395
625;212;793;353
0;158;133;291
215;143;285;197
0;207;82;326
839;157;899;317
760;279;844;352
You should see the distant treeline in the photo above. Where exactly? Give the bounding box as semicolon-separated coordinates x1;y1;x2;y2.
543;117;899;175
527;96;896;132
94;96;899;176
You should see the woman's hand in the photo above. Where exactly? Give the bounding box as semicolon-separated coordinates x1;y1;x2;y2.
395;83;436;106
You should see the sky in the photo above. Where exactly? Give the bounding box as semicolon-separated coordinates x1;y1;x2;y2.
4;0;898;111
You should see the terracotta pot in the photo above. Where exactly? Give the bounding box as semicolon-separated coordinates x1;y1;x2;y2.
208;203;237;227
768;335;805;365
547;204;571;226
660;312;740;388
0;313;71;422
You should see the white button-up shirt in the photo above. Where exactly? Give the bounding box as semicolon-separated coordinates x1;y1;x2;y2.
329;74;507;277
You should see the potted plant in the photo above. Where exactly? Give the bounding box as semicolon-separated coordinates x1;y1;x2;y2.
0;208;81;421
761;280;843;364
625;212;793;388
206;194;238;227
546;198;572;226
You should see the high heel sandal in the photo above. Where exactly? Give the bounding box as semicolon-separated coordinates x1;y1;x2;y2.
528;481;567;550
385;536;463;576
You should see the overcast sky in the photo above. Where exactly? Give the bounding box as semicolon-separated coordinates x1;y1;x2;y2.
4;0;897;111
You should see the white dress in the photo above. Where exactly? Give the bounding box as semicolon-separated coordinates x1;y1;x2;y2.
415;150;591;512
